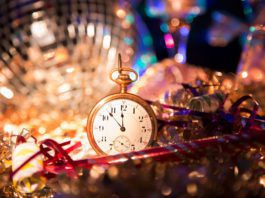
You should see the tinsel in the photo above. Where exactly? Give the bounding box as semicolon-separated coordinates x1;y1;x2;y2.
1;68;265;197
2;138;265;198
1;94;265;197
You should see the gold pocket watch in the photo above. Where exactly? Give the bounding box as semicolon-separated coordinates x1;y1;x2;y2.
87;54;157;155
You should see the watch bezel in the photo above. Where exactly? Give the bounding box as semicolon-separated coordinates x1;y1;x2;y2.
86;93;158;155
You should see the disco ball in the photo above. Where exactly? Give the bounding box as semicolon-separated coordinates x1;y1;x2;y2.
0;0;156;119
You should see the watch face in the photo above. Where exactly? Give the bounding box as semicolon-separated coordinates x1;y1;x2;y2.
90;98;154;155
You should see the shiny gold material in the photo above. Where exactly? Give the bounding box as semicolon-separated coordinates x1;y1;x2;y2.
87;54;157;155
110;53;138;93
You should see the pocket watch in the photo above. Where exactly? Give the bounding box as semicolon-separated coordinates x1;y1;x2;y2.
87;54;157;155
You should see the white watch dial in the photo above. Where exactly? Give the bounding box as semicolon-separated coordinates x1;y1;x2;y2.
92;99;153;155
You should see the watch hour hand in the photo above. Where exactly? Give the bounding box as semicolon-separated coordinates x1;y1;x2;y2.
120;112;126;132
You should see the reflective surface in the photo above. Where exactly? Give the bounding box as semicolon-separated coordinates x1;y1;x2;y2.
0;0;155;117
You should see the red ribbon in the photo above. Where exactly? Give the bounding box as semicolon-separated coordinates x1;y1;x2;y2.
11;127;265;178
11;140;82;179
43;126;265;175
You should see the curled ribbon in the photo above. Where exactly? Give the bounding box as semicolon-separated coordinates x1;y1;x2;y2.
11;140;82;180
147;95;265;132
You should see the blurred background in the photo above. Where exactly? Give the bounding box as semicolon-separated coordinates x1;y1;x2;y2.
0;0;264;140
137;0;263;73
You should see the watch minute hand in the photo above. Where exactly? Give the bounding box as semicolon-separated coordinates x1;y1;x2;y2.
107;111;122;128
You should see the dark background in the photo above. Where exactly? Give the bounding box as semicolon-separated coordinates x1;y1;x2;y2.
136;0;251;73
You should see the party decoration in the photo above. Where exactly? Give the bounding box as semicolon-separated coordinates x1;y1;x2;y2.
0;0;156;122
188;92;226;112
130;59;208;101
0;134;11;173
6;117;265;197
44;142;265;197
237;23;265;114
1;88;265;197
164;87;193;107
78;127;265;167
12;142;46;194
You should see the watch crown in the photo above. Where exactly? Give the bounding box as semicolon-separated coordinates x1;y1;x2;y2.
110;53;138;93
